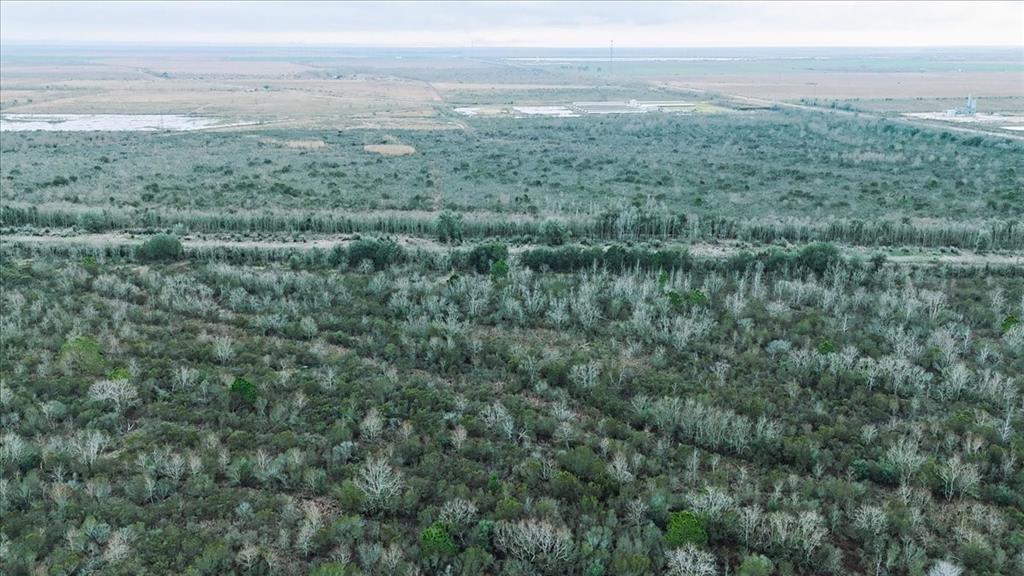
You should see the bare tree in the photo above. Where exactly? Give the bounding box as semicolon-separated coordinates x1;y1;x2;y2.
88;379;138;413
356;456;404;511
885;437;926;485
737;504;762;548
439;498;478;529
360;408;384;442
937;455;979;500
450;425;467;451
625;499;648;525
665;544;717;576
494;519;573;569
608;452;634;484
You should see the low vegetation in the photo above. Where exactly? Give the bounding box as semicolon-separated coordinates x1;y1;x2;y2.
2;238;1022;574
2;52;1022;576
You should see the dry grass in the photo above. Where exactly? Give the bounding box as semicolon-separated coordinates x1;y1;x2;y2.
432;82;597;93
100;57;316;76
0;55;448;129
256;137;329;149
659;72;1023;102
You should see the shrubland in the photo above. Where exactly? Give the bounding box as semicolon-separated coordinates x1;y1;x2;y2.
3;95;1023;575
2;240;1022;574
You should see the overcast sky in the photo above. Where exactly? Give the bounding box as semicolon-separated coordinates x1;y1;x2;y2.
1;1;1022;48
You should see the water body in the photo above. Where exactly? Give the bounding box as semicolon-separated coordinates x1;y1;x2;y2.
0;114;246;132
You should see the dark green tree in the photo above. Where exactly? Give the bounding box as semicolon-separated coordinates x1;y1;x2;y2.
137;234;183;262
229;377;258;406
665;511;707;548
421;522;457;557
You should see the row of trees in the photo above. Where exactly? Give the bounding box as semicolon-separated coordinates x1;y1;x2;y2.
5;203;1022;249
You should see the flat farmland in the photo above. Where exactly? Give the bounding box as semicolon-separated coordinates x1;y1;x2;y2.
657;71;1024;102
826;96;1024;114
1;78;447;129
1;49;451;129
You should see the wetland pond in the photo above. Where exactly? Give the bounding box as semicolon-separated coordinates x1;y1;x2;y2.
0;114;252;132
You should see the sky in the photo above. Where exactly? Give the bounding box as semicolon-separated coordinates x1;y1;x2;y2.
1;1;1022;48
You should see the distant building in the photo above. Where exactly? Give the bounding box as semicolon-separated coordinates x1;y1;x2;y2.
947;95;977;116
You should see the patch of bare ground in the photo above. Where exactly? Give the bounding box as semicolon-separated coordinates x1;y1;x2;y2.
431;82;598;93
261;137;327;149
363;143;416;156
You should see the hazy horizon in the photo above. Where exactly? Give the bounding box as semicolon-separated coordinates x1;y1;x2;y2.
1;42;1020;50
2;1;1022;48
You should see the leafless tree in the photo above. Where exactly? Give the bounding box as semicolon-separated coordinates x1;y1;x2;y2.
481;402;515;441
360;408;384;442
885;437;926;485
688;486;734;523
608;452;634;484
852;504;887;538
494;519;573;569
625;499;648;525
356;456;404;511
665;544;717;576
937;455;979;500
737;504;762;548
88;379;138;413
451;425;467;451
439;498;478;528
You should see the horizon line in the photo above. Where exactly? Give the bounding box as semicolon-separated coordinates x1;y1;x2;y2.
3;41;1022;49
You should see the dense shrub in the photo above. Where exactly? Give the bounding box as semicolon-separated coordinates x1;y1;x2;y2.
58;335;104;374
541;219;570;245
453;242;508;273
737;554;775;576
437;211;464;244
795;242;842;275
229;377;258;406
519;244;692;273
421;522;457;557
665;511;708;548
341;238;405;270
136;234;183;262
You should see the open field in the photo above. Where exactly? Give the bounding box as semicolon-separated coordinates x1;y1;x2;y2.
363;143;417;156
0;76;447;129
659;71;1022;102
5;46;1021;130
3;45;1024;576
802;96;1024;115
